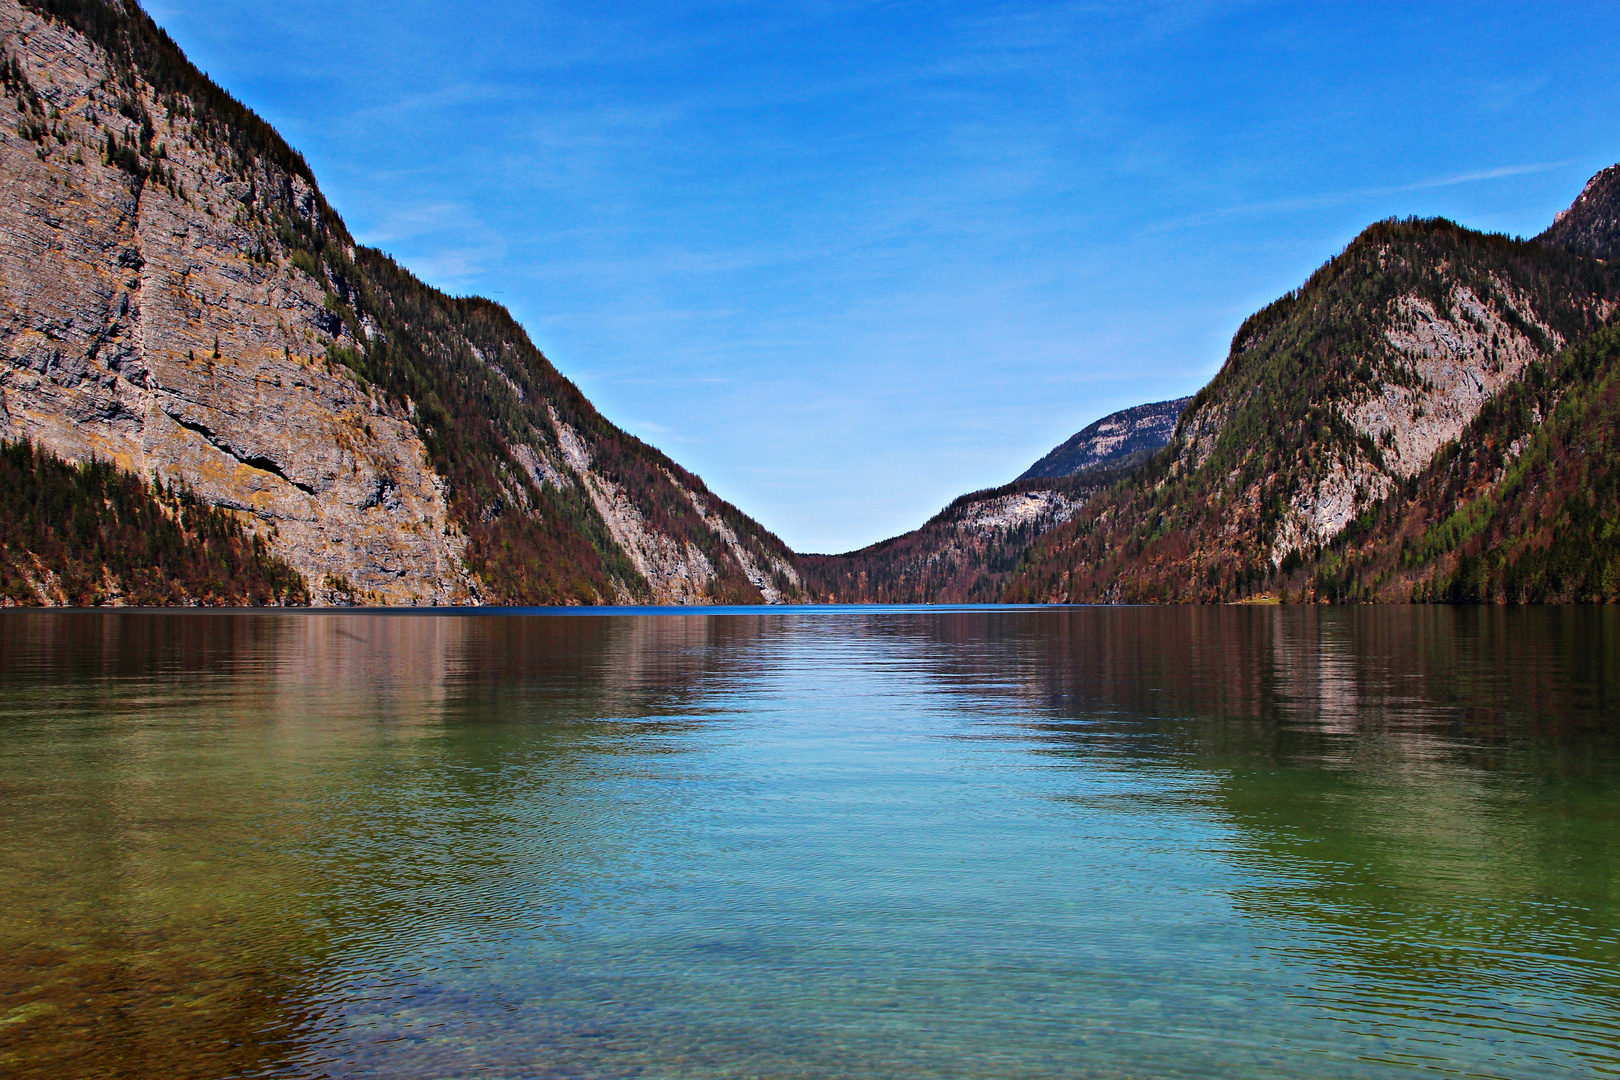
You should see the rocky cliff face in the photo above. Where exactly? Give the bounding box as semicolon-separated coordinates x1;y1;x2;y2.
0;0;469;604
1017;396;1191;481
0;0;801;606
1302;318;1620;603
1006;198;1620;604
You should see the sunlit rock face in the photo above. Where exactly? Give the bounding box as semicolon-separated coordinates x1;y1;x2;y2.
0;0;473;604
0;0;802;607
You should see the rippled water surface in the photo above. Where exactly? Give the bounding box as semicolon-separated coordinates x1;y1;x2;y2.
2;606;1619;1079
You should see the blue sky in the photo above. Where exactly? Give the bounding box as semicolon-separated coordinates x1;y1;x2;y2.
144;0;1620;552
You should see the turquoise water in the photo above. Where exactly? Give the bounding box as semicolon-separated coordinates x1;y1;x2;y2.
1;606;1618;1078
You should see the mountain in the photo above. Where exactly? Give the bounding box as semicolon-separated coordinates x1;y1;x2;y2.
1539;163;1620;261
1004;196;1620;603
801;396;1187;603
1017;397;1192;481
9;1;1616;610
801;389;1190;603
801;467;1132;603
1308;317;1620;603
815;173;1620;608
0;0;801;606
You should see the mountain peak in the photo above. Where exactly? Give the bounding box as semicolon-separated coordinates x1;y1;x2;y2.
1539;163;1620;260
1016;396;1192;482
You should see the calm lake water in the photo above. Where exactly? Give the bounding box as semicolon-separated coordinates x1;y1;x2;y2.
1;606;1618;1079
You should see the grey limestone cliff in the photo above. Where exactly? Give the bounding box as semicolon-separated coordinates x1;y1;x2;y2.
1017;396;1192;481
0;1;472;603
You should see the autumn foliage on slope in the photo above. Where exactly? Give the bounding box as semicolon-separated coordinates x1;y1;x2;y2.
0;438;309;606
1305;321;1620;603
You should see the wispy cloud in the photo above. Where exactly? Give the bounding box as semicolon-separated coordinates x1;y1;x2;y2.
1150;161;1578;233
1401;161;1573;191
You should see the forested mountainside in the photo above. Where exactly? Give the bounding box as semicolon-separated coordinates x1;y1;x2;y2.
1005;199;1620;604
1;436;306;604
1018;397;1191;481
0;0;800;605
1306;319;1620;603
801;467;1130;603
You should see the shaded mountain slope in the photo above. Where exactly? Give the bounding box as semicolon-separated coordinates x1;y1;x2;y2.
1539;163;1620;261
0;0;800;605
1005;214;1620;603
1018;396;1191;481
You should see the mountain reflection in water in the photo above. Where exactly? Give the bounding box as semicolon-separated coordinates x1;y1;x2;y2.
0;607;1616;1079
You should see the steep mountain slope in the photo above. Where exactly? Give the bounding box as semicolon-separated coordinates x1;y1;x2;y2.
1302;320;1620;603
1005;213;1620;603
0;0;800;605
1017;397;1191;481
1300;167;1620;603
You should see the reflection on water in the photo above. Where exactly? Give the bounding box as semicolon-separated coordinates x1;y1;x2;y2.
1;607;1618;1078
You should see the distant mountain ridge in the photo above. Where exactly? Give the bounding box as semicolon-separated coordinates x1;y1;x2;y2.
801;466;1130;604
801;396;1190;603
1017;396;1192;481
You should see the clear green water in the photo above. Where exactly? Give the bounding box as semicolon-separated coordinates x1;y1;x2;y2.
2;607;1619;1079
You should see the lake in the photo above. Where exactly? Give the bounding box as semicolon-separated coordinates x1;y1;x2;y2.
1;606;1618;1079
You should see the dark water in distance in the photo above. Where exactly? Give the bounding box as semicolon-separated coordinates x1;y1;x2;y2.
2;606;1619;1080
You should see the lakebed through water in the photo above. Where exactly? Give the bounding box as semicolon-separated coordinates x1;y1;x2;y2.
1;605;1617;1079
